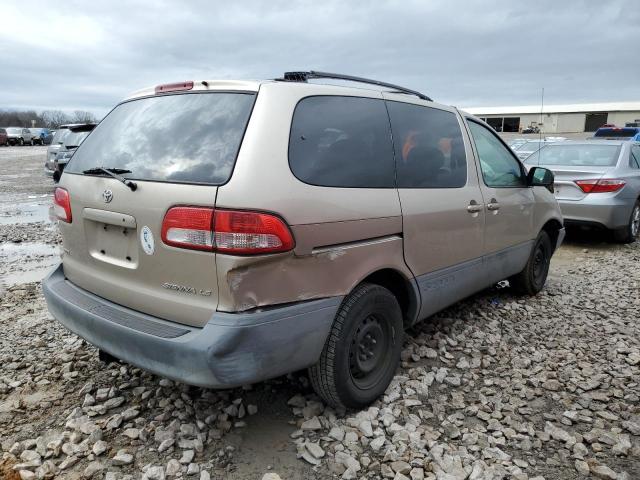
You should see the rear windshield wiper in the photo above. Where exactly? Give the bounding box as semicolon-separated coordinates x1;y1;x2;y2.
82;167;138;191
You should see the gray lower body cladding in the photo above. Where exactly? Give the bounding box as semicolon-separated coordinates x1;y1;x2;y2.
43;264;342;388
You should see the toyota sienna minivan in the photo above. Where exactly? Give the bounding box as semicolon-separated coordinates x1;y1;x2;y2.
44;72;564;409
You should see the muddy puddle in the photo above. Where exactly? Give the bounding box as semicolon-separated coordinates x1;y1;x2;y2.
0;242;60;287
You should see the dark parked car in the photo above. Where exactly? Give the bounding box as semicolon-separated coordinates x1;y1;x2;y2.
593;127;640;141
0;128;7;146
52;124;96;182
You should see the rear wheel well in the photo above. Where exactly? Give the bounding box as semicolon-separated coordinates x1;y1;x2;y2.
360;269;418;328
541;219;563;251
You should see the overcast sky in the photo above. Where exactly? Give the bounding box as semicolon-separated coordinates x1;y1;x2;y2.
2;0;639;118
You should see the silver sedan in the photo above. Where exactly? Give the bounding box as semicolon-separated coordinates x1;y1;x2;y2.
525;140;640;243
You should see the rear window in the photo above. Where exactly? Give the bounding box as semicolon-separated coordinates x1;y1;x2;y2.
64;130;91;148
386;101;466;188
594;128;638;138
289;96;395;188
526;144;621;167
52;129;70;144
66;92;255;185
7;128;21;134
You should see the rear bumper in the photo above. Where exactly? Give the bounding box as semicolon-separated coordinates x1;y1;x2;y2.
558;197;634;230
43;264;342;388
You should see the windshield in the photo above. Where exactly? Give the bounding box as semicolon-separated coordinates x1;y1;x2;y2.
515;141;542;151
594;128;638;138
6;128;21;134
526;144;621;167
65;92;256;184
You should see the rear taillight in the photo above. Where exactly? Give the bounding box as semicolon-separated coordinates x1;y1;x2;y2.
213;210;295;254
575;179;626;193
161;207;214;251
53;187;72;223
161;207;294;254
155;81;194;94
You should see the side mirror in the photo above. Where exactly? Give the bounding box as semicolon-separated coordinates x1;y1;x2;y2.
527;166;554;192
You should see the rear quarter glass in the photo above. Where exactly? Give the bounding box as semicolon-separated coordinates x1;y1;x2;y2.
65;92;256;185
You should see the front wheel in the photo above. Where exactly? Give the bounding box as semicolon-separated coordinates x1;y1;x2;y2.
309;283;403;409
510;230;552;296
18;138;24;146
613;201;640;244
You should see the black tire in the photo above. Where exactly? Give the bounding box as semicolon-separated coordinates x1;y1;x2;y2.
510;230;552;296
613;201;640;244
18;138;24;146
308;283;403;409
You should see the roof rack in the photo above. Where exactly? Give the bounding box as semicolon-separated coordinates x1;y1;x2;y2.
281;71;433;102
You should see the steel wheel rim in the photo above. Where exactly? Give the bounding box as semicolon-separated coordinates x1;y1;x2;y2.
349;314;392;390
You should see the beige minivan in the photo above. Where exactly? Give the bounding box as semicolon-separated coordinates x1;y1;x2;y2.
44;72;564;409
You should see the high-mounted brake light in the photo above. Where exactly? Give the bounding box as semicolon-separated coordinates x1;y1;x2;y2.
161;207;294;254
155;81;194;94
575;179;626;193
53;187;72;223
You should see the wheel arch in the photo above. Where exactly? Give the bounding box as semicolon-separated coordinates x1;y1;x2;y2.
357;268;420;329
541;218;563;252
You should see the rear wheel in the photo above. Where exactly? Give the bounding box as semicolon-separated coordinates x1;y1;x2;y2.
613;201;640;244
18;138;24;146
510;230;552;296
309;283;403;409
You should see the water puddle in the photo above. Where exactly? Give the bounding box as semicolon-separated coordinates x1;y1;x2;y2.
0;242;60;286
0;202;53;224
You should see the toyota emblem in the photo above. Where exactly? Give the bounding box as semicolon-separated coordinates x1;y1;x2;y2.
102;189;113;203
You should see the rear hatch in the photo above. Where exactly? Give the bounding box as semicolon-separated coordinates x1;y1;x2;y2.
525;143;621;201
58;89;256;327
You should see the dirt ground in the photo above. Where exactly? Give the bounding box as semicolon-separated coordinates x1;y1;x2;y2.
0;146;638;480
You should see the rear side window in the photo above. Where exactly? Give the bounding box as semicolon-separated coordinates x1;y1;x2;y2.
66;92;256;185
386;101;466;188
289;96;395;188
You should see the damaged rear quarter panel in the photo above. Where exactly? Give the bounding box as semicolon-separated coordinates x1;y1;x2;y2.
215;217;412;312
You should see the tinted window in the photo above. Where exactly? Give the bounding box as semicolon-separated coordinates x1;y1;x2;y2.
386;102;466;188
526;144;621;167
66;93;255;185
289;96;394;188
468;121;525;187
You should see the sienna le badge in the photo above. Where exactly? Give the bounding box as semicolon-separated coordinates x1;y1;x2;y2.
140;226;155;255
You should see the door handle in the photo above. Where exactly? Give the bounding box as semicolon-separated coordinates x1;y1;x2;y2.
467;201;482;213
487;201;500;211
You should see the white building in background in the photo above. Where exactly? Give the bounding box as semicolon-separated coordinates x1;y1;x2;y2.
464;102;640;134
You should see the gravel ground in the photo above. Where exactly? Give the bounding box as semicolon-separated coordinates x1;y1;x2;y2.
0;147;638;480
